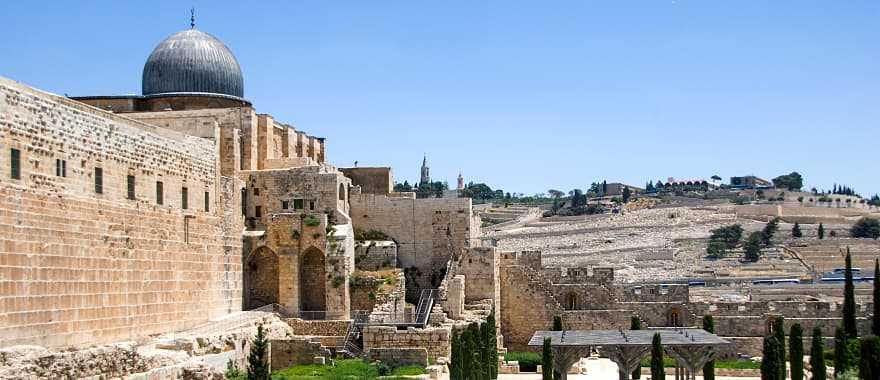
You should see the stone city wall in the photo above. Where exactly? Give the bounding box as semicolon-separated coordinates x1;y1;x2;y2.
355;241;398;271
269;338;331;371
362;326;451;362
365;348;429;368
0;77;242;348
339;167;393;195
499;264;562;350
286;319;350;337
349;191;479;301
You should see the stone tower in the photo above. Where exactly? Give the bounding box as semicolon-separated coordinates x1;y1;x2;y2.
457;171;464;190
420;155;430;185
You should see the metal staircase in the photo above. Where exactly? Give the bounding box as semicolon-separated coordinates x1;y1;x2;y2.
413;288;439;327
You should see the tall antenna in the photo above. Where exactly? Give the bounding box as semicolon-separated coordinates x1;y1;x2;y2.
190;7;196;29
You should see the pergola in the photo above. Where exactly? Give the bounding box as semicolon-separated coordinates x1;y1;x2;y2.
528;329;730;380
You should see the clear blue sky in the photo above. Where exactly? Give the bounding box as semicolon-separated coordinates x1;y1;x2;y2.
1;1;877;196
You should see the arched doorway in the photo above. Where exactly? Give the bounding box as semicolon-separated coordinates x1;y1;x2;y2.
246;247;279;309
668;308;682;327
300;247;326;312
563;292;579;310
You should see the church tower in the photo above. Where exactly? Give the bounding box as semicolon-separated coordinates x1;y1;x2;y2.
420;155;430;185
457;172;464;190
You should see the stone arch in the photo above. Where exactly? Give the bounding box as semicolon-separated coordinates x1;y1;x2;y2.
563;292;579;310
300;246;327;312
668;307;682;327
338;183;346;201
245;246;279;310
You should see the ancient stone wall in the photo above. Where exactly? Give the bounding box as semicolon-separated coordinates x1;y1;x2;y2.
286;319;350;336
339;167;393;195
269;338;330;371
0;77;242;348
454;247;500;304
366;348;428;367
355;241;398;271
499;264;562;350
349;191;478;300
362;326;450;362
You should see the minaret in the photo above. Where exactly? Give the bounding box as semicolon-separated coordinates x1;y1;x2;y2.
457;171;464;190
420;154;430;185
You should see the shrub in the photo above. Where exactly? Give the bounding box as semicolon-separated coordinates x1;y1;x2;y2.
851;217;880;239
247;324;270;380
303;214;321;227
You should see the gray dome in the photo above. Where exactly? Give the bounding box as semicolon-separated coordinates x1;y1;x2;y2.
142;29;243;98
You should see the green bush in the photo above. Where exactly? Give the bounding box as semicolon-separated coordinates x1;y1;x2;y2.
505;351;541;372
303;214;321;227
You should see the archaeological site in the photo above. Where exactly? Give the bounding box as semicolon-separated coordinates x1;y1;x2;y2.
2;7;880;380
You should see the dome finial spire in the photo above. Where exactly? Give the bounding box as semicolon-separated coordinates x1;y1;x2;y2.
190;7;196;29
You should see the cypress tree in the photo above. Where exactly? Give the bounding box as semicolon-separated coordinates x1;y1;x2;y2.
246;324;270;380
462;325;475;379
818;223;825;239
552;315;563;331
467;323;483;380
860;336;880;380
542;337;554;380
773;316;786;380
789;323;804;380
651;333;665;380
449;333;463;380
631;316;642;380
874;259;880;336
834;327;850;377
702;315;715;380
761;336;780;380
843;248;858;339
792;222;803;238
485;311;498;379
810;327;826;380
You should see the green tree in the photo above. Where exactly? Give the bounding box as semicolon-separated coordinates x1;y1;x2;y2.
860;336;880;380
466;323;483;380
810;327;826;380
874;259;880;336
703;315;715;380
744;231;763;262
622;186;632;203
761;217;780;246
542;337;554;380
843;248;858;339
651;333;665;380
462;325;475;379
484;311;498;379
851;217;880;239
709;224;744;249
707;241;727;258
247;324;270;380
451;330;462;380
761;336;781;380
773;317;786;380
834;327;852;377
792;222;802;238
552;315;563;331
818;223;825;240
631;316;642;379
789;324;804;380
772;172;804;191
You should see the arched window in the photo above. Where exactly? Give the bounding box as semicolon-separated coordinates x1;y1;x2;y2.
338;183;346;201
